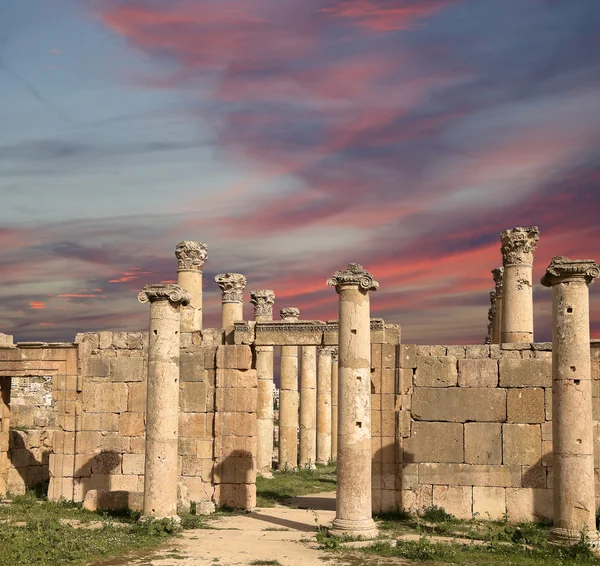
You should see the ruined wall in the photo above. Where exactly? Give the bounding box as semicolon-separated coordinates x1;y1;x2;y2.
48;330;256;509
380;341;600;522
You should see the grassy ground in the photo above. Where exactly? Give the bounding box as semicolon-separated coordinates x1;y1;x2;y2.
0;491;204;566
322;506;600;566
255;464;337;507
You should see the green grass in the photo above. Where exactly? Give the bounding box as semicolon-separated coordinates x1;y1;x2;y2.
0;491;179;565
249;561;282;566
255;463;336;507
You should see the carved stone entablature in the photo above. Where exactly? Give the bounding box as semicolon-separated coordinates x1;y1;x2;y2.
280;307;300;321
327;263;379;292
541;257;600;287
138;284;191;306
215;273;247;303
318;346;336;357
175;241;208;272
324;319;384;332
250;289;276;318
492;267;504;296
500;227;540;266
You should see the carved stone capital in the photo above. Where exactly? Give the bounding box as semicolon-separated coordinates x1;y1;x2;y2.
175;241;208;272
215;273;247;303
331;347;338;361
492;267;504;296
327;263;379;293
250;289;275;319
541;256;600;287
318;346;337;357
280;307;300;321
500;227;539;266
138;284;191;306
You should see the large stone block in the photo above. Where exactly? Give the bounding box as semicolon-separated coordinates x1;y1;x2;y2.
464;423;502;465
499;359;552;388
82;412;119;432
507;388;545;423
400;345;417;369
127;382;147;413
506;488;552;523
404;422;463;463
402;485;433;513
457;359;498;388
414;357;457;387
216;346;254;370
503;424;542;465
412;388;506;422
82;382;128;413
433;485;472;519
473;487;506;520
180;352;209;381
181;382;208;413
119;412;145;437
419;463;521;487
111;357;145;382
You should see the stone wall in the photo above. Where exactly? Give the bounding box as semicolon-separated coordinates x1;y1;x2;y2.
381;341;600;522
48;330;256;509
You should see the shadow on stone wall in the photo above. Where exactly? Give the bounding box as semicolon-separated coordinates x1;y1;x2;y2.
75;450;123;495
213;449;255;509
7;430;51;495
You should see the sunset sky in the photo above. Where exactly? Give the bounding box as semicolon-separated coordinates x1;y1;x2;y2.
1;0;599;344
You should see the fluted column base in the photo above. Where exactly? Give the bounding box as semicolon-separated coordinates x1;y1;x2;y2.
329;517;378;539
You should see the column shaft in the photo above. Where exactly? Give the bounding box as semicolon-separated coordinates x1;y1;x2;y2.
316;348;332;464
175;241;207;333
256;345;274;474
299;346;317;468
331;353;339;461
279;345;299;469
215;273;246;345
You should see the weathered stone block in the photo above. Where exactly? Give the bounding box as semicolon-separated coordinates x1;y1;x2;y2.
111;357;145;382
382;343;397;369
521;465;546;488
458;359;498;387
414;357;457;387
181;382;208;413
180;352;209;381
503;424;541;465
412;388;506;422
82;412;119;432
122;453;145;475
499;359;552;387
180;413;207;438
400;344;417;369
507;388;545;423
91;451;122;474
98;332;113;350
416;346;446;357
419;463;521;487
404;422;463;463
127;382;147;413
464;423;502;465
83;382;127;413
401;485;432;513
446;345;466;358
433;485;472;519
83;489;143;512
545;388;552;420
399;369;413;395
119;412;145;437
216;346;253;370
506;487;552;523
473;487;506;520
466;345;490;358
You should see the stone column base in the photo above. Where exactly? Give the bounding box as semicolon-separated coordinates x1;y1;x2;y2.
549;527;600;550
329;518;378;539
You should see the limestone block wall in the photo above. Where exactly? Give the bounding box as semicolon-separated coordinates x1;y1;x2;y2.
385;341;600;523
7;429;52;494
48;330;257;510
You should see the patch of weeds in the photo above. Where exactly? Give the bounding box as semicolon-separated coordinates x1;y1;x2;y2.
179;513;209;530
249;561;283;566
262;527;290;531
421;505;454;523
256;463;336;507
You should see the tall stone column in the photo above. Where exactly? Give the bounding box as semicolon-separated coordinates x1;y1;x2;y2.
279;307;300;470
492;267;504;343
215;273;247;344
486;291;496;344
500;227;540;343
299;346;317;469
138;284;191;520
250;289;276;476
175;241;208;332
542;257;600;545
331;348;339;461
316;346;333;464
327;264;378;539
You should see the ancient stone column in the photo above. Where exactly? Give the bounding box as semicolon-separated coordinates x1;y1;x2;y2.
138;284;191;520
331;348;339;461
278;307;300;470
175;241;208;332
299;346;317;469
327;264;378;539
250;289;276;477
492;267;504;343
215;273;247;344
500;227;540;343
486;291;496;344
541;257;600;545
316;346;333;464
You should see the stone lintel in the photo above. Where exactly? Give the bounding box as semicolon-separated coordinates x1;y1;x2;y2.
16;342;77;349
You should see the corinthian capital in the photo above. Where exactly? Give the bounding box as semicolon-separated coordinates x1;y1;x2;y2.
280;307;300;321
250;289;275;319
175;241;208;271
318;346;336;357
138;284;191;306
500;227;540;266
541;256;600;287
492;267;504;296
215;273;247;303
327;263;379;293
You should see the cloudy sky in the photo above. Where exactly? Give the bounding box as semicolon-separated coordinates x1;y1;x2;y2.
1;0;599;344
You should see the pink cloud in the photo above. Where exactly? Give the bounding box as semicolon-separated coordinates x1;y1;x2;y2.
29;301;46;309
